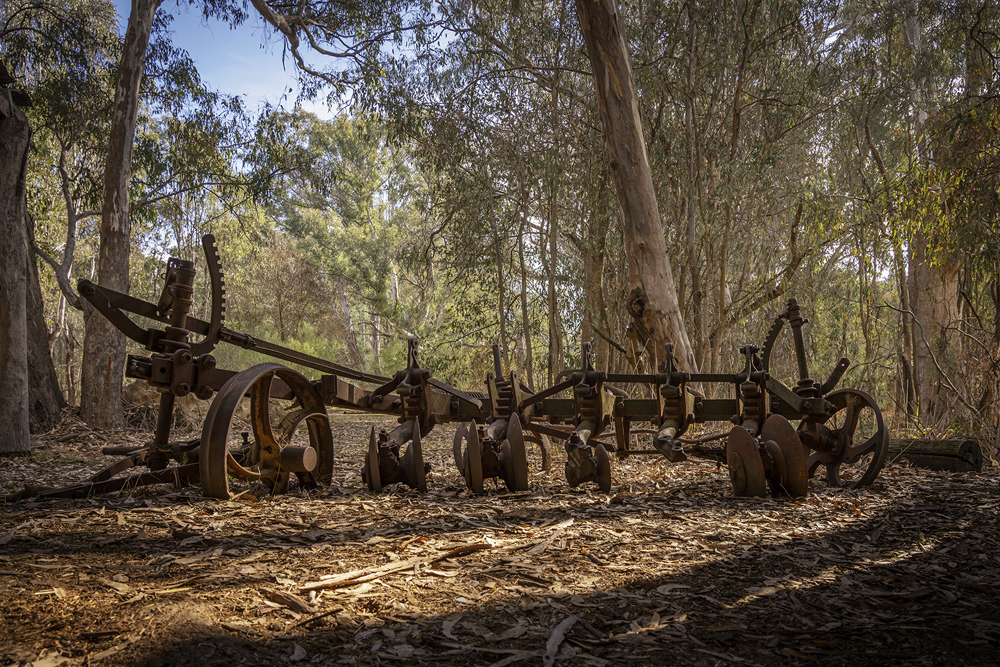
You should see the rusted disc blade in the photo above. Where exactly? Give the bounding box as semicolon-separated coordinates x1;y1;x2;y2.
501;439;515;492
764;439;785;490
595;443;612;493
507;413;529;491
405;419;427;493
453;423;469;471
364;427;381;493
465;423;484;495
761;414;808;497
726;426;766;497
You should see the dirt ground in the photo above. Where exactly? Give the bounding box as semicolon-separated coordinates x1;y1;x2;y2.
1;413;998;667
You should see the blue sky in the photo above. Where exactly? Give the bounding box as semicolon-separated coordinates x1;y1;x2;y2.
112;0;331;117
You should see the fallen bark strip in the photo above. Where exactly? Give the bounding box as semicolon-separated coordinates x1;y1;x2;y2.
526;519;575;557
543;615;578;667
300;542;494;592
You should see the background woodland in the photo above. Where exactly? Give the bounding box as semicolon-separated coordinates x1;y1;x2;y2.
2;0;999;452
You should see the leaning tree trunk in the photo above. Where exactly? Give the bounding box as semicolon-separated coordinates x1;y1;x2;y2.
0;93;31;454
575;0;698;374
79;0;162;428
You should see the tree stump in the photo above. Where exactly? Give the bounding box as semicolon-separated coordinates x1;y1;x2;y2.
888;439;983;473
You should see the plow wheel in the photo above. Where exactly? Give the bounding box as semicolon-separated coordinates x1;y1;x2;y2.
201;363;333;500
726;426;766;497
760;415;808;497
800;389;888;488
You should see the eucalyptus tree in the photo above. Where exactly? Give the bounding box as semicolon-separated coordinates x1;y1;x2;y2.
826;0;1000;429
0;0;120;440
0;70;32;453
80;0;260;428
395;0;621;385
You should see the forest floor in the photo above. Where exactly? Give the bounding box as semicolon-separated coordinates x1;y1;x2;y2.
0;411;998;667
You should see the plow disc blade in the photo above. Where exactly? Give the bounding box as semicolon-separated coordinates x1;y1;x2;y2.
453;423;468;470
363;427;382;493
462;422;484;494
401;419;427;493
726;426;766;498
505;413;529;492
761;415;808;497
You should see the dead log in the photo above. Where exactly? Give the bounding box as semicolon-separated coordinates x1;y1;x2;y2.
888;439;983;473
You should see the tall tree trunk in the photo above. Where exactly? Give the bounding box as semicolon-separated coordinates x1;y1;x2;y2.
909;239;961;427
338;276;362;366
518;213;535;390
583;177;611;373
684;4;705;371
371;316;382;373
496;236;509;369
546;75;564;385
893;242;917;416
0;94;31;453
25;208;66;431
904;0;960;428
575;0;697;374
546;204;564;384
79;0;162;429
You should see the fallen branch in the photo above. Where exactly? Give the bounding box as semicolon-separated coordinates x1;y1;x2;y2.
300;542;494;592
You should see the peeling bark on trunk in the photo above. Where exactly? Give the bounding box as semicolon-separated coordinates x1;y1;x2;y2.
79;0;162;429
583;178;611;373
575;0;697;373
909;235;961;428
0;97;31;453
